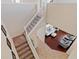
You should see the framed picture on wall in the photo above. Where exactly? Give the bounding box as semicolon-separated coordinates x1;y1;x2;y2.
1;25;7;36
6;37;12;50
11;51;16;59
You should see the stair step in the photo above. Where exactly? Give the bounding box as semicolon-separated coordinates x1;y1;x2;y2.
15;41;27;48
16;43;29;52
18;47;30;56
19;50;32;59
24;54;34;59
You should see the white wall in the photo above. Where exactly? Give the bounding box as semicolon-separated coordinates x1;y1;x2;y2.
53;0;76;3
2;3;37;38
1;0;12;4
46;4;77;35
67;40;77;59
1;31;12;59
68;47;77;59
1;21;20;59
1;0;37;4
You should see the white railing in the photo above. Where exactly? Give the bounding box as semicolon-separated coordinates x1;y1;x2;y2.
24;10;44;59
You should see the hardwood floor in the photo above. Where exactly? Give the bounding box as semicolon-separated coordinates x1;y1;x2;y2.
45;30;68;52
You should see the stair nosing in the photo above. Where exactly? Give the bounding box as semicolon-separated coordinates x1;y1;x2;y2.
18;47;30;57
16;44;29;52
19;51;32;59
24;54;34;59
22;52;33;59
15;41;27;48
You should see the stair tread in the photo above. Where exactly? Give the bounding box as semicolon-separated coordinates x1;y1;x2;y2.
16;43;29;52
13;35;27;46
18;47;30;56
19;51;32;59
24;54;34;59
15;41;27;48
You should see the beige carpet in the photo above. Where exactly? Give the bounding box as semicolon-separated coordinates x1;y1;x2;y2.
36;39;68;59
13;34;68;59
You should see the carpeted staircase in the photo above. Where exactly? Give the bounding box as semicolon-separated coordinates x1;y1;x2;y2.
13;34;35;59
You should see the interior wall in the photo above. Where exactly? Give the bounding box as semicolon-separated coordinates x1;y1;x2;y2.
1;3;37;38
53;0;76;3
68;46;77;59
46;3;77;59
20;0;37;4
1;0;12;4
1;31;12;59
1;0;37;4
68;49;77;59
67;40;77;59
46;3;77;35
